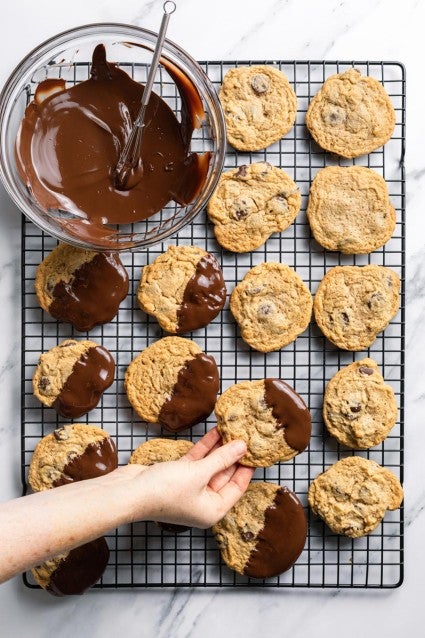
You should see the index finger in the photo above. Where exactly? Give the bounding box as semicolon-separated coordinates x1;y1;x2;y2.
180;427;221;462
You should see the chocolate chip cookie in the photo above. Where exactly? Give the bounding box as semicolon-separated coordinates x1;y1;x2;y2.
32;537;110;596
323;358;398;449
213;482;307;578
125;337;219;432
137;245;226;333
307;166;396;254
35;243;129;331
230;262;313;352
207;162;301;253
28;424;118;492
215;379;311;467
33;339;115;418
219;65;297;151
308;457;403;537
130;438;194;533
306;68;396;158
313;265;400;350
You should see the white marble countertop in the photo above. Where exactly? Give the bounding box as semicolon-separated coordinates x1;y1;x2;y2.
0;0;423;635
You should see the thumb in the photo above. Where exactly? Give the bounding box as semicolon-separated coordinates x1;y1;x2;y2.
199;440;247;479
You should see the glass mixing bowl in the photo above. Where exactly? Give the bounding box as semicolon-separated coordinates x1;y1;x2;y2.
0;24;226;251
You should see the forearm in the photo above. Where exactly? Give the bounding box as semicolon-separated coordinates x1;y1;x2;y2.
0;465;145;583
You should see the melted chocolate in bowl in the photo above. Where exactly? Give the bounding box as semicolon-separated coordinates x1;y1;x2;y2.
15;44;211;245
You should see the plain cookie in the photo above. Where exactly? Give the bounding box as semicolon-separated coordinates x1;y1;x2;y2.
213;482;307;578
28;424;118;492
308;456;403;537
219;65;297;151
306;68;396;158
215;379;311;467
323;358;398;449
207;162;301;253
137;245;226;333
313;265;400;350
35;243;129;331
125;337;219;432
230;263;313;352
307;166;396;254
33;339;115;418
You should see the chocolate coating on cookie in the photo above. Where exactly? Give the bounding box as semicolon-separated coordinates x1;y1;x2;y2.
53;345;115;418
264;379;311;452
245;487;307;578
49;252;129;331
177;253;226;333
34;537;110;596
52;436;118;486
159;353;219;432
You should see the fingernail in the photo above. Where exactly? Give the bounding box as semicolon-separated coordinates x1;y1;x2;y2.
231;440;247;455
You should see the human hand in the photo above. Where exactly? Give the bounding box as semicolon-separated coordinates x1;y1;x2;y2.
121;428;254;528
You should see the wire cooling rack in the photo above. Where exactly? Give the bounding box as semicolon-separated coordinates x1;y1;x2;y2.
21;60;405;589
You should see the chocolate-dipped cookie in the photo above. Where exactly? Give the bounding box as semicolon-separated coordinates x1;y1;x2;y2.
213;482;307;578
35;243;129;331
33;339;115;418
130;438;194;533
125;337;219;432
215;379;311;467
28;424;118;492
32;537;109;596
137;245;226;333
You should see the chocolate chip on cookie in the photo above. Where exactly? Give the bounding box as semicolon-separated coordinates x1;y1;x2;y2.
306;68;396;158
32;537;110;596
35;243;129;331
307;166;396;254
28;424;118;491
213;482;307;578
125;337;219;432
215;379;311;467
207;162;301;253
313;265;400;350
308;457;403;537
323;358;398;449
33;339;115;418
230;262;313;352
219;65;297;151
137;245;226;333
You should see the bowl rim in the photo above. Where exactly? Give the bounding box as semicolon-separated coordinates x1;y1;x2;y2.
0;22;226;251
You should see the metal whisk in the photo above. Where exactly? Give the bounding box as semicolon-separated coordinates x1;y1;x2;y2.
114;1;177;189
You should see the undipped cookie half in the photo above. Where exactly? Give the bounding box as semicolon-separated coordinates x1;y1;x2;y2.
219;65;297;151
324;358;398;449
35;243;129;331
137;245;226;333
28;424;118;492
130;438;194;533
207;162;301;253
306;68;395;158
125;337;219;432
213;482;307;578
313;265;400;350
230;263;313;352
32;537;110;596
33;339;115;418
308;456;403;537
215;379;311;467
307;166;396;254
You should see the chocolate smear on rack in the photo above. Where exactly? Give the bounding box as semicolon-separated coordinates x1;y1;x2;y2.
264;378;311;452
53;345;115;418
46;537;110;596
49;252;129;331
176;253;226;333
244;486;307;579
52;437;118;487
16;44;210;244
158;353;219;432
